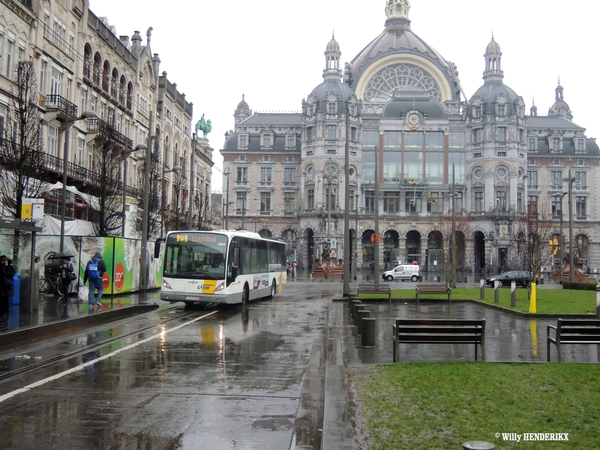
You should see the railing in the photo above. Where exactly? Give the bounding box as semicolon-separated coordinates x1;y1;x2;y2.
45;94;78;117
40;151;142;199
87;118;133;150
40;21;73;57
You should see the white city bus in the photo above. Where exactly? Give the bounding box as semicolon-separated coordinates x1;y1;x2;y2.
160;230;287;305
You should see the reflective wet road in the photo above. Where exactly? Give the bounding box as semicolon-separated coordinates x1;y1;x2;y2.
0;281;341;450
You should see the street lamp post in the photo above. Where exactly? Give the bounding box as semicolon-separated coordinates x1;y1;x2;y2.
140;113;154;291
188;135;196;229
564;170;577;282
343;110;350;296
121;144;147;238
554;192;567;284
59;111;97;252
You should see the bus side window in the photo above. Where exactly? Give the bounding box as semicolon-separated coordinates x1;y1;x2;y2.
228;246;240;284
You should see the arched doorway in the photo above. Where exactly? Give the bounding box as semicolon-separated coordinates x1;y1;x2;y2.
258;229;272;239
363;230;375;267
305;229;315;271
473;231;485;272
383;230;399;269
406;230;421;265
427;230;444;271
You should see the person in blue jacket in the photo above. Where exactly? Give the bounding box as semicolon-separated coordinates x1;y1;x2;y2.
83;252;107;312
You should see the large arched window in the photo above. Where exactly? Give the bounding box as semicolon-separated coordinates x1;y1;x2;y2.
576;234;589;268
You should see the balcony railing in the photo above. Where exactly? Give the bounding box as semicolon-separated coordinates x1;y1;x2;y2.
45;94;78;118
87;118;133;150
40;151;141;199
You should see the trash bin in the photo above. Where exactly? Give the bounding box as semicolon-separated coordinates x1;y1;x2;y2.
9;272;20;305
19;269;39;312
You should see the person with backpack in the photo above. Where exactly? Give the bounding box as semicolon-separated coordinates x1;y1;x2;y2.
59;256;75;299
83;251;107;312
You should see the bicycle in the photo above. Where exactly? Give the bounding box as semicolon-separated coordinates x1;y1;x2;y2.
39;267;74;297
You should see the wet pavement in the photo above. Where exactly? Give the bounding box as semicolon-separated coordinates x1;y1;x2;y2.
0;271;597;449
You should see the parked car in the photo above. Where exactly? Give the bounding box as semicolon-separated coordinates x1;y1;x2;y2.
383;264;421;282
485;271;533;288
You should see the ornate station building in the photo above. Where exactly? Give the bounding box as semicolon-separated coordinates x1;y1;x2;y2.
221;0;599;275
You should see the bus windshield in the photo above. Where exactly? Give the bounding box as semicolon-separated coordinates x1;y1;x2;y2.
163;232;228;280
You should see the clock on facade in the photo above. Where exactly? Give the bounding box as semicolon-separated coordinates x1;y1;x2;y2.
406;111;422;129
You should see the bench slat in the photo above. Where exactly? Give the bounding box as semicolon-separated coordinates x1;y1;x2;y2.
397;336;483;343
547;319;600;362
397;327;484;334
396;319;483;326
393;318;485;362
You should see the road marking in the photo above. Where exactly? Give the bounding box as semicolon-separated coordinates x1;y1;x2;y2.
0;310;218;404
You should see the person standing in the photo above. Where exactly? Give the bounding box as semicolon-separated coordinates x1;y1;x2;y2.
59;256;75;298
83;251;107;312
0;255;16;315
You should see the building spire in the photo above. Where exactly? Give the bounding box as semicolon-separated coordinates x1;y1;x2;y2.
482;34;503;83
385;0;411;22
323;33;342;81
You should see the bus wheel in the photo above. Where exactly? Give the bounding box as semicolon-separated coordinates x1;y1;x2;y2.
271;280;277;298
242;284;249;306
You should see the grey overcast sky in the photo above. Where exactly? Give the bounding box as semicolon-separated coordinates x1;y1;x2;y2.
91;0;600;193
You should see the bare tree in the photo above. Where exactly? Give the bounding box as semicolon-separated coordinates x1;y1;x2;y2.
0;61;46;263
90;141;122;237
193;190;212;230
164;164;186;233
432;213;470;288
510;205;554;289
136;130;163;240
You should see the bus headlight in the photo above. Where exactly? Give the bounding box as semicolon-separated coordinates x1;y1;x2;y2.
215;282;225;292
162;280;172;289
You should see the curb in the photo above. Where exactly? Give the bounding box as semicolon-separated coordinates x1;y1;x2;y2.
0;304;159;353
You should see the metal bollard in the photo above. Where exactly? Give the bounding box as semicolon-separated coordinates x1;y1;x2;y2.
351;300;362;320
511;281;516;307
480;279;485;300
353;303;364;325
361;317;377;347
494;280;499;303
596;282;600;319
357;309;370;334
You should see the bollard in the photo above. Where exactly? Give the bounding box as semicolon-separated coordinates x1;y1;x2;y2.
351;300;362;320
511;280;516;307
353;304;365;326
480;279;485;300
357;309;370;335
596;282;600;319
494;280;499;303
463;441;495;450
361;317;377;347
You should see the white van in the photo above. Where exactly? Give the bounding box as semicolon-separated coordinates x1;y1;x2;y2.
382;264;421;282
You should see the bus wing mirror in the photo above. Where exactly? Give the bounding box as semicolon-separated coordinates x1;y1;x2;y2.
231;266;238;280
154;239;163;259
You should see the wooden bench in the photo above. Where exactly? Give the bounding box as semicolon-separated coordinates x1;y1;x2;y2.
415;284;451;306
357;283;391;304
547;319;600;362
393;318;486;362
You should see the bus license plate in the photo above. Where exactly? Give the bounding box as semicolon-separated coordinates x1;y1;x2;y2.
185;296;200;301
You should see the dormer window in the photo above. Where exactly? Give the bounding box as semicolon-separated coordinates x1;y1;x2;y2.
552;137;561;151
576;138;585;152
496;104;506;116
286;134;296;148
262;133;272;149
327;102;337;114
239;134;248;149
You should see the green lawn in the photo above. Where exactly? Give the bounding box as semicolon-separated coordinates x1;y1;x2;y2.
357;287;597;315
349;363;600;449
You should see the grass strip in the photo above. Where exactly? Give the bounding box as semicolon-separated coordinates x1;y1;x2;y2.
358;288;596;314
349;363;600;449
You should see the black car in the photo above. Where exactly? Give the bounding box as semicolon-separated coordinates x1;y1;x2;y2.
485;271;533;288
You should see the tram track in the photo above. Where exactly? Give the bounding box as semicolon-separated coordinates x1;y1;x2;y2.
0;306;219;384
